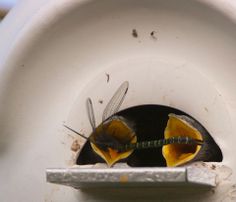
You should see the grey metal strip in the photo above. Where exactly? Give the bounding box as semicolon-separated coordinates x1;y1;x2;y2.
46;164;216;189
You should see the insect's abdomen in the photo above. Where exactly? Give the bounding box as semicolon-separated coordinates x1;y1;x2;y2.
121;136;203;151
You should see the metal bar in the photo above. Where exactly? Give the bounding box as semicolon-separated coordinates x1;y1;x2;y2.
46;164;216;189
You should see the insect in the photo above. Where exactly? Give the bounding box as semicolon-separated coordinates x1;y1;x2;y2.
65;81;222;167
110;136;203;152
65;81;137;166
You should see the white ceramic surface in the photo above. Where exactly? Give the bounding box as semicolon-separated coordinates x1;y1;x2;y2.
1;0;236;201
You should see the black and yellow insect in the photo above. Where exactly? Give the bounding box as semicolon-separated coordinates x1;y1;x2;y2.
65;81;222;167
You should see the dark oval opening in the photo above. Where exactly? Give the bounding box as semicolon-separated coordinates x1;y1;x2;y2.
76;105;223;167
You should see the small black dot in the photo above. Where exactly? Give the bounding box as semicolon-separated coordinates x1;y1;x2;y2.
132;29;138;38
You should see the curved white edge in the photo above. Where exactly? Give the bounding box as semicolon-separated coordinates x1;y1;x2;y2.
0;0;89;73
200;0;236;22
0;0;48;64
1;0;236;74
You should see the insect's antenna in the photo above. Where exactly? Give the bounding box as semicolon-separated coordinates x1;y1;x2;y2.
102;81;129;121
63;125;88;140
86;98;96;131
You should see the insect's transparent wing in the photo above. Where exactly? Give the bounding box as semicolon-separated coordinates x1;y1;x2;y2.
102;81;129;121
86;98;96;130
